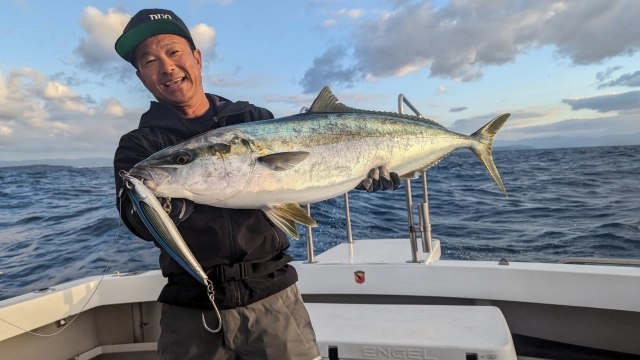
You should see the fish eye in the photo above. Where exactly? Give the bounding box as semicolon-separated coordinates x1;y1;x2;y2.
174;152;191;165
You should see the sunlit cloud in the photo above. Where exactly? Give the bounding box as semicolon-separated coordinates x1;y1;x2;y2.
562;91;640;113
190;23;217;59
75;7;130;72
0;67;142;156
303;0;640;90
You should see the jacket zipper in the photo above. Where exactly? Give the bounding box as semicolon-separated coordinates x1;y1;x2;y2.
223;209;234;257
222;209;242;307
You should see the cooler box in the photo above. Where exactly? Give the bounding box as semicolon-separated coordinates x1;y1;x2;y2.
306;303;517;360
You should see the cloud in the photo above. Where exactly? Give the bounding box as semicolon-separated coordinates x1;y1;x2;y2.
192;0;234;4
336;8;366;19
299;44;362;93
302;0;640;88
262;94;318;109
450;105;640;141
74;8;218;78
0;67;142;157
0;125;11;136
562;91;640;112
437;85;447;94
203;74;271;89
48;72;98;87
595;66;623;83
504;113;640;139
42;82;79;100
598;70;640;88
449;106;467;112
322;19;338;27
75;7;130;71
190;23;218;59
450;106;563;134
101;97;125;117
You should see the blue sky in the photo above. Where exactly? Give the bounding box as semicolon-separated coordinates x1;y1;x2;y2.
0;0;639;160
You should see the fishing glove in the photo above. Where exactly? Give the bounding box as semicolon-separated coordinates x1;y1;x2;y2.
158;197;195;226
355;166;401;192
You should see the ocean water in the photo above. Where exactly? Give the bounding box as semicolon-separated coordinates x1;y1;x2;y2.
1;145;639;301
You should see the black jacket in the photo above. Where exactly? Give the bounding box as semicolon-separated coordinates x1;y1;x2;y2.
113;94;297;310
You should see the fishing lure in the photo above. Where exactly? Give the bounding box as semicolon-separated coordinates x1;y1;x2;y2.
123;173;222;333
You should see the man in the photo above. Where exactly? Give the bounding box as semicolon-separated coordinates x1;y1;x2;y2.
113;8;400;360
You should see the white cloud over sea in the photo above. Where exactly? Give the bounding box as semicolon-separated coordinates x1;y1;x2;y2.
0;68;141;156
301;0;640;93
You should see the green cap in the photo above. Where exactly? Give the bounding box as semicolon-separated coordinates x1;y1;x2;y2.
115;9;195;66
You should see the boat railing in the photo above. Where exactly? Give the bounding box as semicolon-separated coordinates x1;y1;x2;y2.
558;258;640;266
300;94;435;264
399;94;433;263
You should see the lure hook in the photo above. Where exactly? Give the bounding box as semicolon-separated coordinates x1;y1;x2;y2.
202;279;222;333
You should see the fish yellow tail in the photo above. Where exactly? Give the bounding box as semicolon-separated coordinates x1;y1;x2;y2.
469;113;510;198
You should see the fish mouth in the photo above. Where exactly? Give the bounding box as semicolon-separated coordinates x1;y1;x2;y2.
129;166;171;191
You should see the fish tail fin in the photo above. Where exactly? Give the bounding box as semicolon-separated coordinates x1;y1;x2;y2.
469;113;510;198
263;203;318;240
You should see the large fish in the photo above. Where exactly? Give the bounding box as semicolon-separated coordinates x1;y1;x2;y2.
130;86;510;239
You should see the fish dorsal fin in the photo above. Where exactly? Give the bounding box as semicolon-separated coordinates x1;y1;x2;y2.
263;203;318;240
307;86;446;128
308;86;357;113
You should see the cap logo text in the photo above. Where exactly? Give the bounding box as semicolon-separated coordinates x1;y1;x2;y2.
149;14;172;20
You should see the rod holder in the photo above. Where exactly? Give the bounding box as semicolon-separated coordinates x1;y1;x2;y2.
344;193;354;243
420;171;432;253
417;203;433;253
404;179;421;263
305;204;316;263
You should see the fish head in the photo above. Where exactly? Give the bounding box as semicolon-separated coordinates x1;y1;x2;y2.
130;132;254;201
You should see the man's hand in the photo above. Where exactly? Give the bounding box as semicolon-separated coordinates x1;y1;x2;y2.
355;166;401;192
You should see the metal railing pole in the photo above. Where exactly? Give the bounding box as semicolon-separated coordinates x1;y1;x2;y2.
344;193;354;243
305;204;316;263
398;94;424;117
399;94;429;261
404;179;421;262
419;171;433;253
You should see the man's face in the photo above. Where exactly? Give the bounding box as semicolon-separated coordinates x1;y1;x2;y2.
135;34;203;108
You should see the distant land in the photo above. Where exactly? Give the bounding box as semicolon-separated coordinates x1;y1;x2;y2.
495;131;640;149
0;157;112;168
1;133;638;167
0;164;73;171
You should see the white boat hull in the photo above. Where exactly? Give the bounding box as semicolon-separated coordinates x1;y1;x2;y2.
1;239;639;359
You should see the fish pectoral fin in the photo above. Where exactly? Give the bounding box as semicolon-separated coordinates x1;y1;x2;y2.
258;152;310;171
263;203;318;240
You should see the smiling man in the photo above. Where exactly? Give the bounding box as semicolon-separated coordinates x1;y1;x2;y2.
113;8;321;360
113;8;397;360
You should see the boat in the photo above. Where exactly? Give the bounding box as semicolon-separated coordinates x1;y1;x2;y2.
1;96;639;360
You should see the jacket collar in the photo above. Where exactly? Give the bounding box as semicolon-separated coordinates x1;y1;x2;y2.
138;93;256;135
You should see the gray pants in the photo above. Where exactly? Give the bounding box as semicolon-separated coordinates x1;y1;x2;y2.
158;285;321;360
